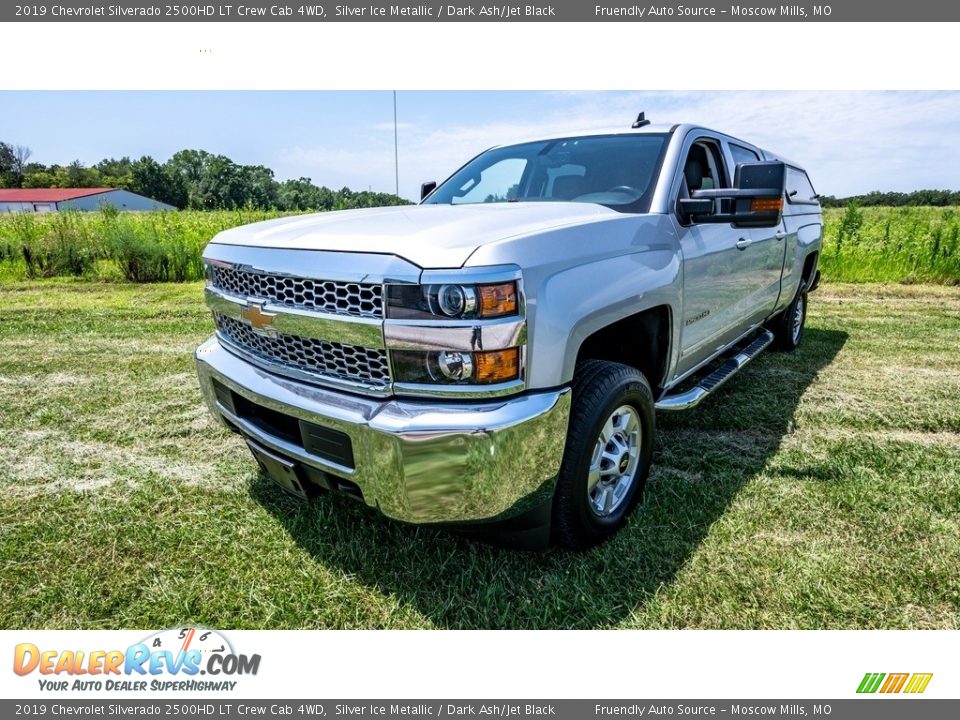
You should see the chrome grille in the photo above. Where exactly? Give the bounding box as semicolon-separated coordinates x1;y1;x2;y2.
215;313;390;385
209;265;383;318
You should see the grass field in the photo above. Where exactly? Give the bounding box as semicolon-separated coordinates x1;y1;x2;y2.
1;280;958;629
1;205;959;284
819;205;960;284
0;209;290;283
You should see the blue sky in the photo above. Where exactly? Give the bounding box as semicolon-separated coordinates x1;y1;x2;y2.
2;91;958;200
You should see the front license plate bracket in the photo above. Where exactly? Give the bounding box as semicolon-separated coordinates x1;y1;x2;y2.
246;440;310;500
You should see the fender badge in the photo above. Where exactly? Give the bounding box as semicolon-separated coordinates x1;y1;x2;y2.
685;309;710;326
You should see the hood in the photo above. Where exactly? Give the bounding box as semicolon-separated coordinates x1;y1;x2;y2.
208;203;623;268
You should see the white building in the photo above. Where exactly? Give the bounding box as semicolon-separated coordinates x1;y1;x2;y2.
0;188;176;213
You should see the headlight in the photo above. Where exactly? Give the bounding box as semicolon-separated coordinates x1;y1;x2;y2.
392;348;521;385
387;281;518;320
434;284;477;317
435;350;473;380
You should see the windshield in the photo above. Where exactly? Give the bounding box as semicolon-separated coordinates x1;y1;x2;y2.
423;134;668;211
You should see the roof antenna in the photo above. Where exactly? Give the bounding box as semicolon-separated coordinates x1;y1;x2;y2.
631;112;651;129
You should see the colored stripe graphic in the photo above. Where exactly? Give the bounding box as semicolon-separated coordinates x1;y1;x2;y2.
880;673;909;693
857;673;885;693
904;673;934;694
857;672;933;694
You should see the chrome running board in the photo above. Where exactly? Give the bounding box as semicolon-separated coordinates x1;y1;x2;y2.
655;330;774;411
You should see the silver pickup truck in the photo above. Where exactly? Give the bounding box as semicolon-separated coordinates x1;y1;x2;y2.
195;116;823;550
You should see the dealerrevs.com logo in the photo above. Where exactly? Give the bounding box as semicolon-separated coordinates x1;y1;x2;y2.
13;627;260;693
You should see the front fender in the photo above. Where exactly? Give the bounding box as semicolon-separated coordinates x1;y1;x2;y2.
465;212;684;390
536;251;682;388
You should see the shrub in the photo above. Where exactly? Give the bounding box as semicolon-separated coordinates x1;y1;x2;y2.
5;212;101;278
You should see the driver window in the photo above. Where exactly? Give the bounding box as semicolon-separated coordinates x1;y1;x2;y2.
677;139;730;225
681;140;727;195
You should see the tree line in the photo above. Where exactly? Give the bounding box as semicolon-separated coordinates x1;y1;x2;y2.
5;140;958;212
0;142;410;211
818;189;960;208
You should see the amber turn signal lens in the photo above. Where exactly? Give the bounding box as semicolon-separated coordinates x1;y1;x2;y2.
751;197;784;212
478;282;518;318
474;348;521;384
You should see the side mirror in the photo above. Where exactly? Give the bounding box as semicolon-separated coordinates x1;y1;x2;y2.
685;161;786;228
420;181;437;201
735;161;785;191
678;197;714;218
728;161;786;227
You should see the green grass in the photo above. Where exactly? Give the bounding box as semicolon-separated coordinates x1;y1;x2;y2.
0;280;958;628
0;209;294;283
821;205;960;284
1;205;959;285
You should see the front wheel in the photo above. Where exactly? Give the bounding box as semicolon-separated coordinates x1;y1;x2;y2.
553;360;655;551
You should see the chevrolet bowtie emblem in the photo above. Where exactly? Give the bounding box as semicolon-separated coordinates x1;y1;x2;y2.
240;303;277;331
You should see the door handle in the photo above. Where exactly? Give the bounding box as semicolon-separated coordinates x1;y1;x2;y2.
736;237;752;250
775;230;786;241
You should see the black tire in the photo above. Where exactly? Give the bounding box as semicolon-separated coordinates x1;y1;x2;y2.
771;284;808;352
553;360;655;551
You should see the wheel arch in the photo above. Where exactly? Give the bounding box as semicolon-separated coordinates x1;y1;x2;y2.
801;250;819;287
574;304;673;395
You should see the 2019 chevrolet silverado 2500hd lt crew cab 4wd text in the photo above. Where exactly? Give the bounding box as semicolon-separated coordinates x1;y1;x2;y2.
195;116;823;550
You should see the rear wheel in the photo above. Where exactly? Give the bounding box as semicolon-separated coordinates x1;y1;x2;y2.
553;360;655;551
771;284;807;352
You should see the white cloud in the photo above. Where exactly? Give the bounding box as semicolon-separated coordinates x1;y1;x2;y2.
276;142;397;192
275;91;960;200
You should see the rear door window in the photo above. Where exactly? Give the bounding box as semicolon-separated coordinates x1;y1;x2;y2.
730;143;760;165
785;167;818;204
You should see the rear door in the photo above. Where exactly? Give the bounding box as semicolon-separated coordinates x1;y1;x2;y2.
672;133;780;379
727;142;788;326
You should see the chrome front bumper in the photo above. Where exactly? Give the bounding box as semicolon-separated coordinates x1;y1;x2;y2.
195;337;571;525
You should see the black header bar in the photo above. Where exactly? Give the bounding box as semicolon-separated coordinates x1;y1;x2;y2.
5;0;959;22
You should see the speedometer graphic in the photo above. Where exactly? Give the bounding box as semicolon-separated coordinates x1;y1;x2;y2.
141;627;234;659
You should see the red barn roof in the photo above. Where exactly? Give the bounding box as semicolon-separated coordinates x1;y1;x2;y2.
0;188;114;202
